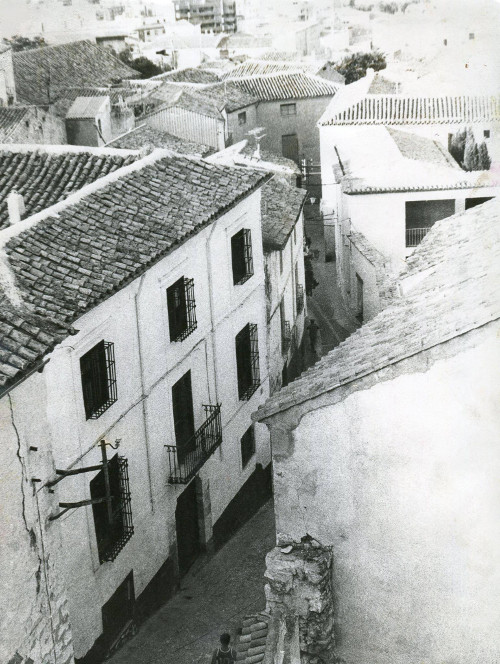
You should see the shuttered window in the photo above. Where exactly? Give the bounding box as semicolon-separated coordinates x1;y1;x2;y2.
80;341;117;420
235;323;260;400
231;228;254;285
167;277;197;341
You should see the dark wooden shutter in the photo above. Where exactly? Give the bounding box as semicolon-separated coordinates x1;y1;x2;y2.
167;277;188;341
80;341;109;419
235;324;252;399
231;230;246;284
172;371;195;461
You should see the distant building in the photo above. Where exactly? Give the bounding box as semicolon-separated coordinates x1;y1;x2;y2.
0;147;273;664
174;0;237;33
65;95;134;147
254;199;500;664
106;123;213;156
0;106;66;144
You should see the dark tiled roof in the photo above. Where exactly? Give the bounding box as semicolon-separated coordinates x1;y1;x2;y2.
221;60;321;80
320;94;500;126
0;155;269;390
0;107;30;141
152;67;221;84
254;198;500;421
229;72;340;101
147;84;223;119
107;124;213;156
54;86;138;105
261;179;306;251
12;40;138;105
66;96;109;119
236;613;270;663
0;149;138;231
202;82;260;112
0;296;72;392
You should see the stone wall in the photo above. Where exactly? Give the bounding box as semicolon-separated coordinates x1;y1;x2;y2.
264;540;335;664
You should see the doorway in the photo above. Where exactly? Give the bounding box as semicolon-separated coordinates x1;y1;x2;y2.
172;371;195;464
175;480;201;576
281;133;299;164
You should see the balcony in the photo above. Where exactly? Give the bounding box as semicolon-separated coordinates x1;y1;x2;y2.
282;321;291;355
296;284;304;314
165;404;222;484
406;227;431;248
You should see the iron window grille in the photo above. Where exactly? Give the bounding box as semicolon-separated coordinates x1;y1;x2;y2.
280;103;297;117
235;323;260;400
282;320;291;355
167;277;197;342
241;425;256;468
165;404;222;484
296;284;305;314
80;341;118;420
231;228;254;285
90;455;134;564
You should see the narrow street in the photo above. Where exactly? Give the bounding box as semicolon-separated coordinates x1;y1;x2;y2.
108;501;275;664
303;200;358;357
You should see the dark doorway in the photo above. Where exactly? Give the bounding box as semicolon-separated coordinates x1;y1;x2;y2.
281;133;299;164
175;480;201;576
356;273;364;323
172;371;195;464
101;572;135;649
281;362;288;388
405;199;455;247
465;196;493;210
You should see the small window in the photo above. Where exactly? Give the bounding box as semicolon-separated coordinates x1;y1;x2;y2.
231;228;254;285
469;32;475;40
80;341;117;420
240;425;256;468
279;250;283;274
443;39;447;46
167;276;197;342
238;111;247;125
90;454;134;564
280;103;297;117
235;323;260;400
484;130;490;139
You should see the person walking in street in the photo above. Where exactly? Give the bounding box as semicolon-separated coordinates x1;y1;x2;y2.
308;319;319;355
211;633;237;664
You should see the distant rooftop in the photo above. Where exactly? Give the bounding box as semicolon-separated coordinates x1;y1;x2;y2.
151;67;221;85
0;146;138;231
229;72;340;102
255;198;500;421
66;96;109;119
261;178;306;251
221;59;323;80
0;108;31;142
107;124;213;156
12;40;138;106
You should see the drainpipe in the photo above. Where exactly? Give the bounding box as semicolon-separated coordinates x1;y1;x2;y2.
134;273;155;512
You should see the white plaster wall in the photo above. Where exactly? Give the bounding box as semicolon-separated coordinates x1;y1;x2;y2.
273;326;500;664
349;244;380;322
27;189;271;658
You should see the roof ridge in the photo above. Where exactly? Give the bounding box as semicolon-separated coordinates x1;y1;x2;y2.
0;149;170;248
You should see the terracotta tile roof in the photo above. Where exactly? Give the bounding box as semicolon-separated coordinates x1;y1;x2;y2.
54;86;138;105
66;96;109;119
260;51;303;61
0;108;30;141
221;60;321;80
152;67;221;84
367;73;398;95
229;72;340;102
387;127;458;166
236;613;270;663
320;94;500;126
0;148;138;231
12;40;139;105
239;144;300;174
261;178;306;251
0;154;269;390
254;198;500;421
202;82;260;112
107;124;213;156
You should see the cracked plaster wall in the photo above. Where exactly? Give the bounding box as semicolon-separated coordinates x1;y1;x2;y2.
267;323;500;664
0;374;74;664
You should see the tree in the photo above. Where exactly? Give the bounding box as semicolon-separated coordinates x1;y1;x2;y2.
379;2;398;13
478;142;491;170
449;128;467;165
118;47;166;79
5;35;47;51
334;51;387;84
449;127;491;171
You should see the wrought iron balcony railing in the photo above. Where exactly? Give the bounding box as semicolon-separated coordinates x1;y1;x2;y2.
296;284;304;314
406;227;431;248
165;404;222;484
282;320;291;355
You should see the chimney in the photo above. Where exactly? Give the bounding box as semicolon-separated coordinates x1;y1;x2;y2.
7;191;26;225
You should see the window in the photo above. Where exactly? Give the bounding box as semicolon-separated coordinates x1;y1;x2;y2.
280;103;297;117
238;111;247;125
90;454;134;563
231;228;254;285
240;425;255;468
172;371;195;464
80;341;117;420
469;32;475;40
235;323;260;400
279;250;283;274
167;277;197;341
484;129;490;139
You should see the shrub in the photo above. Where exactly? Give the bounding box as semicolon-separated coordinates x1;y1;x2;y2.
334;51;387;84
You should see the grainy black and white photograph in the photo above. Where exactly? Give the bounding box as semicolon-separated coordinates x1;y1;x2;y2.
0;0;498;662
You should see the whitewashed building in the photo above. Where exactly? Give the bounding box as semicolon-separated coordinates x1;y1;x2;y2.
254;199;500;664
0;148;273;663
